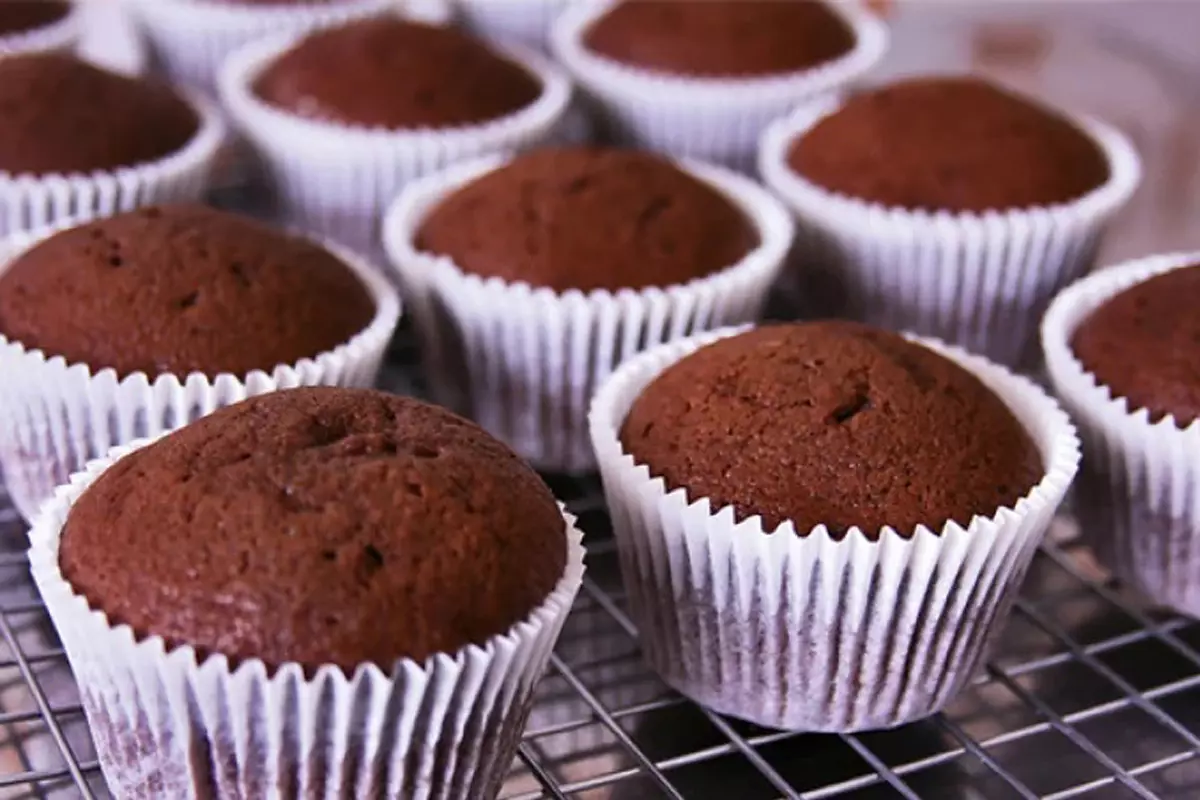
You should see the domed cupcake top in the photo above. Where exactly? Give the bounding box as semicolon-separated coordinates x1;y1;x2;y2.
253;17;542;128
0;53;198;176
0;205;375;377
787;76;1110;213
582;0;855;77
1070;263;1200;427
620;321;1043;537
59;387;568;671
415;146;758;292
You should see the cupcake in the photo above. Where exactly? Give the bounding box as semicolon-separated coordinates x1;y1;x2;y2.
125;0;402;94
0;0;80;57
760;76;1141;367
0;204;399;521
29;386;586;797
220;16;571;257
1042;253;1200;617
0;53;224;236
589;321;1079;731
383;146;793;473
550;0;886;171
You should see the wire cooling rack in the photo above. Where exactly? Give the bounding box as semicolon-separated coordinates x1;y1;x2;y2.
1;337;1200;800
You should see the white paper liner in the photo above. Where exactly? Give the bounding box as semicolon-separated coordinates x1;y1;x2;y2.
549;0;888;172
0;89;225;237
0;222;401;522
457;0;563;52
0;0;81;57
1041;252;1200;617
77;0;147;77
588;325;1080;731
28;439;585;798
759;95;1142;368
126;0;399;94
219;31;572;259
382;154;795;474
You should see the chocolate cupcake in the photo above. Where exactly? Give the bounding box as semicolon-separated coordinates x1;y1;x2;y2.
220;16;570;256
550;0;886;169
760;76;1140;367
0;53;224;235
589;322;1079;730
0;205;399;521
1042;253;1200;617
383;147;793;472
29;387;585;797
0;0;79;57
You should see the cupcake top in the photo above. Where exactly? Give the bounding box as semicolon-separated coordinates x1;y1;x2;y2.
620;321;1043;537
1070;264;1200;428
581;0;854;77
0;204;375;377
415;147;758;292
0;0;69;37
253;17;541;128
0;53;199;176
59;387;568;671
786;77;1110;213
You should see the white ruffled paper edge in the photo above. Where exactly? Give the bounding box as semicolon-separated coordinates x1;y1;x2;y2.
381;153;795;473
549;0;888;171
588;325;1080;731
0;0;81;56
218;29;573;257
28;437;586;798
0;88;225;237
759;94;1142;368
125;0;402;93
456;0;563;52
1041;252;1200;616
0;222;401;522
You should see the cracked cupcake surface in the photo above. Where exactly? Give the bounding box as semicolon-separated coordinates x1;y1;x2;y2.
58;387;568;672
619;321;1043;537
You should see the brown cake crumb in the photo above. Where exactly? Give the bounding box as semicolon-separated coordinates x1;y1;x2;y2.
415;146;758;292
620;321;1043;537
787;77;1110;212
1070;264;1200;428
59;387;568;672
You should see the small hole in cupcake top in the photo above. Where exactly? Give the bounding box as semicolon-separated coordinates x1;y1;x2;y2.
321;549;336;561
404;480;424;497
177;291;199;310
412;444;439;459
108;255;123;268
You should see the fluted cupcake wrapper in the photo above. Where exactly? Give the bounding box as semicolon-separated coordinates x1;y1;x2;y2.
1042;252;1200;616
28;441;586;799
0;224;400;522
758;96;1142;368
219;32;572;261
381;155;794;474
0;90;224;237
0;0;81;57
456;0;562;52
549;0;887;172
588;326;1080;732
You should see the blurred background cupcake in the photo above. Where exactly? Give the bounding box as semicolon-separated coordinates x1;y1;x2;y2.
0;0;80;57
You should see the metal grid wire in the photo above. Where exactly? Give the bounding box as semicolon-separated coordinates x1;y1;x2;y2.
0;341;1199;800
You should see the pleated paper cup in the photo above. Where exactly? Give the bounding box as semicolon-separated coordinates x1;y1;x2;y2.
1042;253;1200;616
382;154;794;474
588;326;1080;732
0;0;81;57
220;32;572;259
759;96;1142;368
549;0;887;172
28;441;586;799
126;0;398;94
0;90;225;236
0;223;401;522
457;0;562;51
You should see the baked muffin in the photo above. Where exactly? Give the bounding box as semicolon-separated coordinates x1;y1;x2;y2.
221;14;570;255
550;0;886;169
1043;253;1200;618
31;387;585;797
590;322;1079;731
384;147;793;472
760;75;1140;367
0;0;78;57
0;205;399;522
